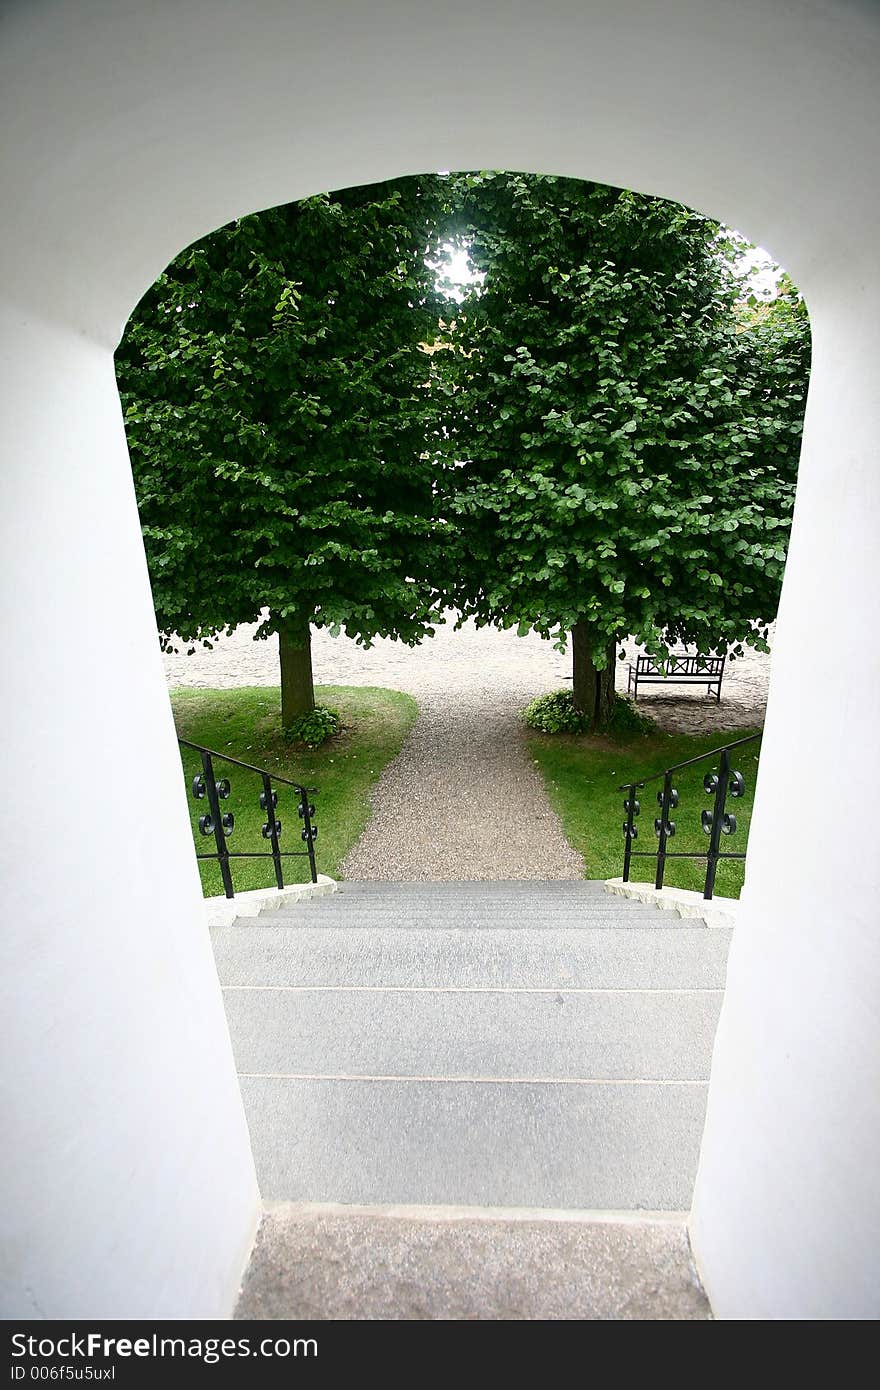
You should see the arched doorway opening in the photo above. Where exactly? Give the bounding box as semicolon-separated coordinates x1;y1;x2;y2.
2;0;878;1321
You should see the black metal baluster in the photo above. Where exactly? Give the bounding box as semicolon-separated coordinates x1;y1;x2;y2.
703;747;731;900
260;774;284;890
200;749;235;899
615;731;758;906
182;739;325;898
622;785;639;881
299;788;318;883
655;771;674;890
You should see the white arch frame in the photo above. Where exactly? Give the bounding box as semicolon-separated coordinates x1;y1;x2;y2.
1;0;878;1319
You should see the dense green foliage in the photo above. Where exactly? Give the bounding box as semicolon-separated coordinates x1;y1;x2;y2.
440;173;810;726
172;685;418;894
119;171;810;736
523;689;590;735
285;704;341;747
116;177;448;723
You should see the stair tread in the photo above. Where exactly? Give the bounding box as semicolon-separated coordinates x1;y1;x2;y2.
245;913;692;931
213;882;728;1213
240;1075;707;1210
224;987;722;1080
212;923;729;990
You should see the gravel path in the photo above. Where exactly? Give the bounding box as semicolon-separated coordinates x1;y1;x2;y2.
164;614;771;879
340;686;585;880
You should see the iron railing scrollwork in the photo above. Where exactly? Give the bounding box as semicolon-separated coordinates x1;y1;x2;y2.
618;732;760;899
179;738;318;898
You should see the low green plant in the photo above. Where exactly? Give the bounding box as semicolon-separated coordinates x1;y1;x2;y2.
523;689;589;735
524;689;656;737
284;704;341;747
608;695;656;735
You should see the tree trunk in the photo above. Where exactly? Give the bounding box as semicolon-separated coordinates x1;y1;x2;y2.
571;621;617;732
277;615;315;728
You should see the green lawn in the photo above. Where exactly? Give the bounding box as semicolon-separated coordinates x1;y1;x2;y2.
171;685;417;896
527;721;762;898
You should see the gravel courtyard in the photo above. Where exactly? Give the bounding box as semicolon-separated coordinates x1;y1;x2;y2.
165;615;771;879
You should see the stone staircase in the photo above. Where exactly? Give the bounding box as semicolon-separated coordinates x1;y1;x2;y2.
211;880;730;1214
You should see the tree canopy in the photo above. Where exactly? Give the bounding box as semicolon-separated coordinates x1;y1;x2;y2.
436;173;809;725
116;176;448;724
118;170;810;734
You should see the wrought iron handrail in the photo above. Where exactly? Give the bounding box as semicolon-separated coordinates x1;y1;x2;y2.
619;732;761;900
177;740;317;790
617;732;760;790
178;738;319;899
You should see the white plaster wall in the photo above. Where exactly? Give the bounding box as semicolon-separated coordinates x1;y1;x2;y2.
0;0;877;1318
690;272;880;1318
0;308;261;1318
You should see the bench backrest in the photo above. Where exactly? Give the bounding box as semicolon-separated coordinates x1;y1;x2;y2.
636;653;725;676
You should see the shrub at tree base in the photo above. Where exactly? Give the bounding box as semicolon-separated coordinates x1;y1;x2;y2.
284;705;341;747
524;689;654;736
607;694;656;736
524;690;590;735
